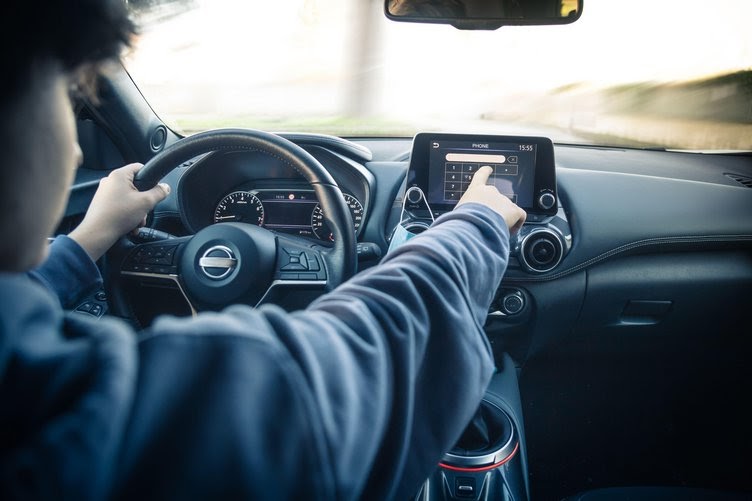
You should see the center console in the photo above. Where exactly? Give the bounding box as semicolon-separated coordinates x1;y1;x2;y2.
415;355;529;500
401;133;571;275
401;134;551;499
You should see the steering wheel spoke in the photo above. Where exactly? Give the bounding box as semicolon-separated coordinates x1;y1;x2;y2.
119;237;198;315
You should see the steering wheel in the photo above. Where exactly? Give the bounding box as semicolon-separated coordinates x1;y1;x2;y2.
111;128;357;314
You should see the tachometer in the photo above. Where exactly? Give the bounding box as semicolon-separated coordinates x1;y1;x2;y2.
213;191;264;225
311;193;363;241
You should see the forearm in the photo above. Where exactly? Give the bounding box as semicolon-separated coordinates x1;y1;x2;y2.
68;222;120;263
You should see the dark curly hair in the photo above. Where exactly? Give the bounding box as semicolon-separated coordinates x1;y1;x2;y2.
1;0;136;102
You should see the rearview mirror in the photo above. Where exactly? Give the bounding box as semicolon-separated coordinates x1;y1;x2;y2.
385;0;583;30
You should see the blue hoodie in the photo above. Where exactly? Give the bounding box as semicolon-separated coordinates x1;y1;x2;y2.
0;203;509;500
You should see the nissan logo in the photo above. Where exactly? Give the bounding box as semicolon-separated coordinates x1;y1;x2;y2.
198;245;238;280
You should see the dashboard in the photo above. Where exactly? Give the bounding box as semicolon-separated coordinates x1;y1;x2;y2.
155;132;752;288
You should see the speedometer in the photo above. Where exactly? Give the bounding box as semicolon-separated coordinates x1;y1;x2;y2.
213;191;264;225
311;193;363;241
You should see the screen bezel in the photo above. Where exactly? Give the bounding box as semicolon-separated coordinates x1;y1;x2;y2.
406;133;558;216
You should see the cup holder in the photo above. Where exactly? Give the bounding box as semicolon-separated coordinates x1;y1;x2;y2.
440;400;517;471
416;399;525;500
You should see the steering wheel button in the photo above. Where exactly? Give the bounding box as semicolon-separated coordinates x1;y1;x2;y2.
306;254;320;271
280;272;299;280
299;272;318;280
281;263;307;271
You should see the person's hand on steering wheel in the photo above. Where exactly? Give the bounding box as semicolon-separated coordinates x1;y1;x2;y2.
69;163;170;261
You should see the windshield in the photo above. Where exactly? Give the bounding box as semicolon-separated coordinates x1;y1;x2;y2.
124;0;752;150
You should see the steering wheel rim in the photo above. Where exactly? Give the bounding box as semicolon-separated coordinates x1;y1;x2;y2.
114;128;357;314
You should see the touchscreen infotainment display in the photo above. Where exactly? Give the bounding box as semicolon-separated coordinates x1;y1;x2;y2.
428;140;536;207
407;133;557;216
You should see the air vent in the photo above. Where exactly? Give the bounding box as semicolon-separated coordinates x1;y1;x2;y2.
725;173;752;189
518;228;564;273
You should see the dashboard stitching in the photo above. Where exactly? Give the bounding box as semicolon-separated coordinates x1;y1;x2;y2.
508;234;752;283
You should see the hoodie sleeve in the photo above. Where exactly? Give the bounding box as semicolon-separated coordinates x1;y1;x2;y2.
29;235;103;308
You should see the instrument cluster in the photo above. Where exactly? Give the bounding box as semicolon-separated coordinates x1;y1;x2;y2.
213;189;363;242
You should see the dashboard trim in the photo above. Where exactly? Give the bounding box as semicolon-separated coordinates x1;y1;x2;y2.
507;233;752;283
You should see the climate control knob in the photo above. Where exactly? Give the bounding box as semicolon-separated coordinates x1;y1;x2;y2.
538;192;556;210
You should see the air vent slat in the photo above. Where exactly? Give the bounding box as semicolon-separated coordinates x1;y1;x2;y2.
725;173;752;189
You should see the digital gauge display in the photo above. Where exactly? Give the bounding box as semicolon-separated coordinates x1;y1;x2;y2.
212;190;363;242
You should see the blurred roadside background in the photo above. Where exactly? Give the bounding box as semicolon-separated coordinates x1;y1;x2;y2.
125;0;752;150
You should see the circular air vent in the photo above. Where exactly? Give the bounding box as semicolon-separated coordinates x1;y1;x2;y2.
518;227;564;273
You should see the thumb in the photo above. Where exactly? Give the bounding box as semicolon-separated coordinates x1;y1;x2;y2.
468;165;493;187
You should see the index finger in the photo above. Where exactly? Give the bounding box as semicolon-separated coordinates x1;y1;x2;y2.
112;162;144;181
468;165;493;187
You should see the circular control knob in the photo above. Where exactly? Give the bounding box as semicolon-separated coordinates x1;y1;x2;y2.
538;192;556;210
406;187;423;204
501;291;525;315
